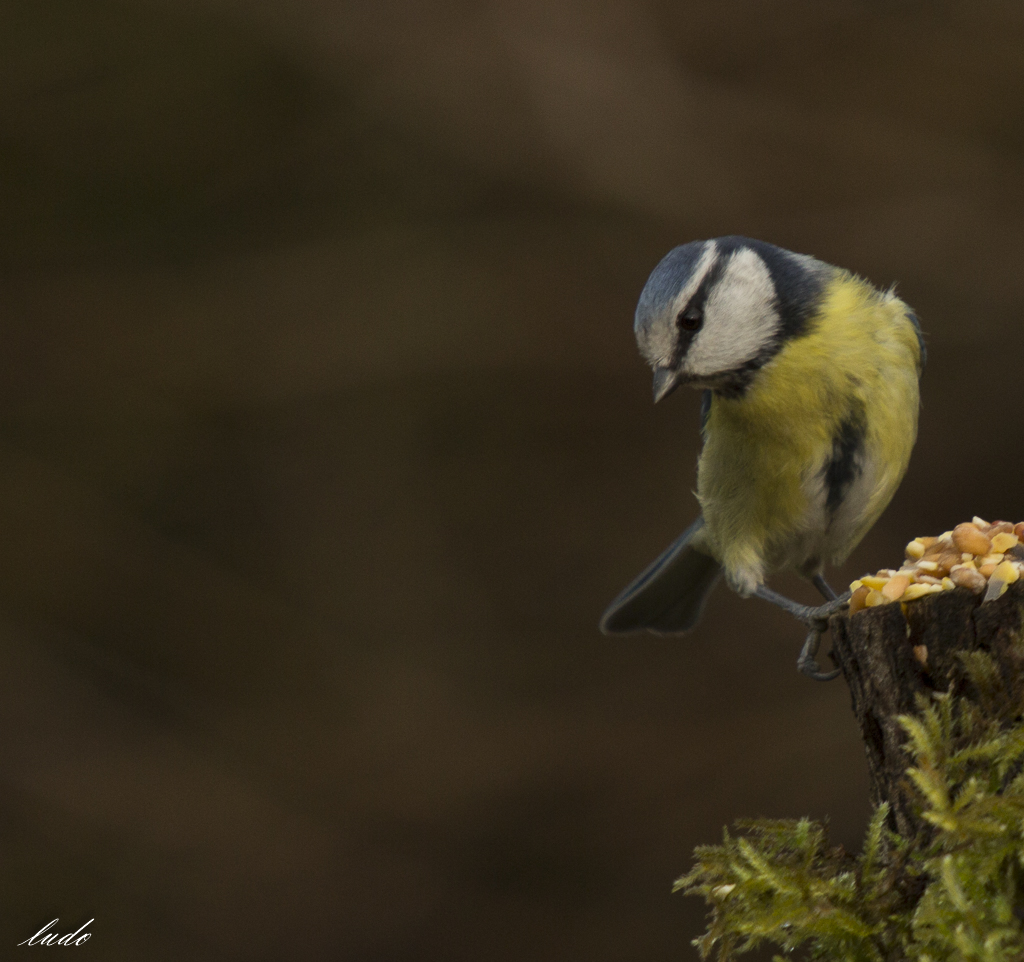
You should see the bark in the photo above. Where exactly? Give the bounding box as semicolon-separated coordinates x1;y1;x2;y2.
827;581;1024;838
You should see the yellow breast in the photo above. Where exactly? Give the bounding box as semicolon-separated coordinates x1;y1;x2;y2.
696;272;922;591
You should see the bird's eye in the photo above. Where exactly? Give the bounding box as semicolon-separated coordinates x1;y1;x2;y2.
677;309;703;332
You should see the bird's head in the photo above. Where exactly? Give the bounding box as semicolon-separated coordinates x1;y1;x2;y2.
634;236;829;401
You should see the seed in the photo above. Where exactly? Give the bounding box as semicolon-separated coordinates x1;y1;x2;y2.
991;532;1019;553
861;575;889;590
993;560;1019;585
986;581;1009;601
868;522;1024;607
849;579;864;593
951;566;987;593
983;567;1014;602
933;552;961;576
953;523;992;557
905;540;926;560
913;645;928;666
848;584;871;614
882;574;910;601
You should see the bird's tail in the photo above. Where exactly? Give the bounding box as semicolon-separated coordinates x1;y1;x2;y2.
600;517;722;634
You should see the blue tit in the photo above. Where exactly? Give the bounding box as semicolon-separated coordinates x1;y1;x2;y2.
600;236;925;679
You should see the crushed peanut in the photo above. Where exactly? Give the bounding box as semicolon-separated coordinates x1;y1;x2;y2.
950;565;987;593
953;522;991;557
848;584;870;612
882;573;910;601
847;517;1024;617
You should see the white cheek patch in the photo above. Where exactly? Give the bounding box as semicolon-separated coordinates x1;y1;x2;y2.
683;248;780;378
637;242;719;368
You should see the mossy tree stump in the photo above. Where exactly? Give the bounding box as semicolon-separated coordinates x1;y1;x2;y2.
678;578;1024;959
828;580;1024;839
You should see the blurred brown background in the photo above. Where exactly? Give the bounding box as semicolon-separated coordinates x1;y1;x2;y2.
2;0;1023;958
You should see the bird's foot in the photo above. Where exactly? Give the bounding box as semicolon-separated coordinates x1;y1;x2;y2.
753;585;851;681
796;625;841;682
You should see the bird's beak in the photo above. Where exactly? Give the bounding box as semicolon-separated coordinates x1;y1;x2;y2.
652;367;680;403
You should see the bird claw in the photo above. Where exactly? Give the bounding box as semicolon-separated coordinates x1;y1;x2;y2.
752;585;850;681
795;593;850;681
797;625;841;681
797;591;852;628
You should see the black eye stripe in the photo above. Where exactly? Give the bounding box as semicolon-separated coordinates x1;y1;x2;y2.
682;256;726;319
668;256;725;367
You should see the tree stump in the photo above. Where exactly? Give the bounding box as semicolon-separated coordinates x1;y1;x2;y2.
827;581;1024;838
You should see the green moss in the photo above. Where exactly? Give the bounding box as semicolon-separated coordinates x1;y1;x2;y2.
676;652;1024;961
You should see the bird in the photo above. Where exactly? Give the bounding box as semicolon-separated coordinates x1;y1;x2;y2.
599;236;924;680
